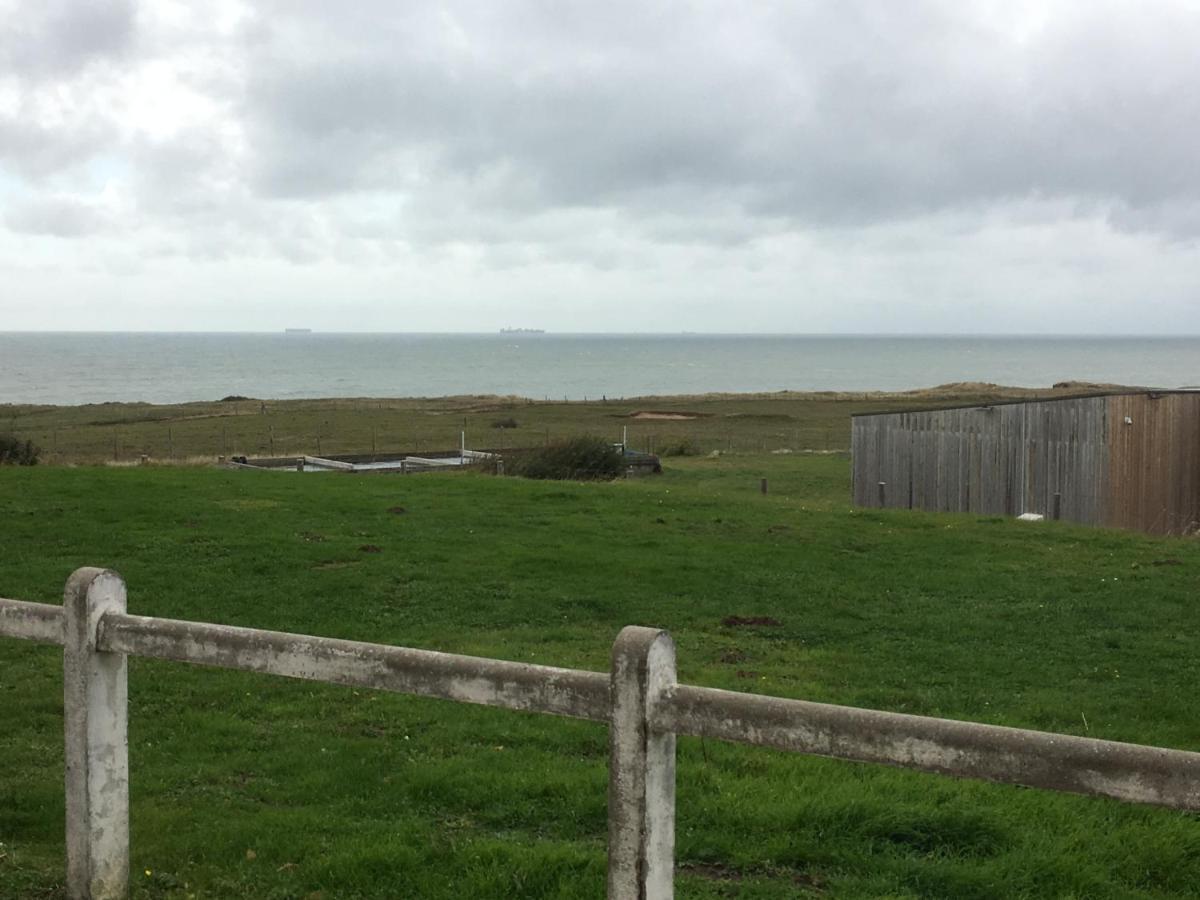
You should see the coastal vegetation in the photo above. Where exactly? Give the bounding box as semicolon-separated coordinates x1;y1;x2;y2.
0;383;1115;465
0;434;39;466
495;435;624;481
2;453;1198;897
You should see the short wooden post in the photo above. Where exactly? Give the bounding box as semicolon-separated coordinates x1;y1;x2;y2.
496;457;505;476
608;627;676;900
1053;492;1062;521
760;478;768;495
877;481;887;507
296;458;304;471
63;568;129;900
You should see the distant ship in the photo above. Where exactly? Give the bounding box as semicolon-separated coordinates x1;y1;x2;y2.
284;328;313;334
500;327;545;334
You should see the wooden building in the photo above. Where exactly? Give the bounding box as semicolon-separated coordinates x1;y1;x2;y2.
851;391;1200;536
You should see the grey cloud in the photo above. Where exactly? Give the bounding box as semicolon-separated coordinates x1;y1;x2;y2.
0;111;118;179
0;0;135;78
238;0;1200;239
5;195;108;237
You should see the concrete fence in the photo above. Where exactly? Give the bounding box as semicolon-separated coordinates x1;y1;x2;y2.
3;569;1200;899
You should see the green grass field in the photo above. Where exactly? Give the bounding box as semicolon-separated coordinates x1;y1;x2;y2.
2;454;1199;898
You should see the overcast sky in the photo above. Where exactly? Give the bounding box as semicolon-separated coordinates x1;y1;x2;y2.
1;0;1198;333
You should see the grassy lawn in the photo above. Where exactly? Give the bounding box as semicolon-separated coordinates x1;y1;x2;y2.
2;454;1199;897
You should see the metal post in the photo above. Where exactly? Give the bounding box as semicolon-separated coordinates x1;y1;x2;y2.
608;627;676;900
877;481;887;508
63;568;129;900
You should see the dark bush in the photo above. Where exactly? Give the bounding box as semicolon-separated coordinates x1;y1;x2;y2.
497;436;623;481
491;417;519;429
0;434;40;466
220;395;252;402
660;436;699;457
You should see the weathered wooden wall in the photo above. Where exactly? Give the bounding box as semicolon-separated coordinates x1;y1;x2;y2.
853;397;1110;525
853;393;1200;534
1106;394;1200;535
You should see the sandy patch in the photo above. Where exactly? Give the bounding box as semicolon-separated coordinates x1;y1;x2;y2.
630;410;702;420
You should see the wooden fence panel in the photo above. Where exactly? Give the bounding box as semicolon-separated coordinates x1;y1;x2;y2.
852;396;1116;527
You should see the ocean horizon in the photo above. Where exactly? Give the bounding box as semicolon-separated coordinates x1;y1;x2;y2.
2;332;1198;406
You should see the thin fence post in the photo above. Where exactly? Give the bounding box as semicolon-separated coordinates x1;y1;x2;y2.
63;568;129;900
609;626;676;900
877;481;887;508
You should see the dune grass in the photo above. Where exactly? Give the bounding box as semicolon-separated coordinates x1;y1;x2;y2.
1;454;1199;897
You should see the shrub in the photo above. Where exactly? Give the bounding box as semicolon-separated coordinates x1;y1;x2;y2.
220;395;252;402
0;434;40;466
497;436;623;481
491;417;519;429
660;437;699;457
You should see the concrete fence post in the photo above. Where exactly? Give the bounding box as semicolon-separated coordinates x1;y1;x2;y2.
63;568;129;900
608;626;676;900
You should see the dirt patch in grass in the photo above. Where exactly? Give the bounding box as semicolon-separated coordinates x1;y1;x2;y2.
358;544;382;553
680;862;745;882
387;506;407;515
629;410;709;420
722;615;782;627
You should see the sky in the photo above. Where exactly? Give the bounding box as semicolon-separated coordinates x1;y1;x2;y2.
1;0;1198;334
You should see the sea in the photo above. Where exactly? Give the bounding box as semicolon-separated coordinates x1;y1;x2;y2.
1;333;1198;406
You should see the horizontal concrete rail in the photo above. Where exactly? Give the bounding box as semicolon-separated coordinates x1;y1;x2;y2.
658;685;1200;810
98;612;610;723
0;597;64;645
302;455;356;470
3;571;1200;900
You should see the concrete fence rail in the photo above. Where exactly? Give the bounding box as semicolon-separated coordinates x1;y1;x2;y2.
3;570;1200;900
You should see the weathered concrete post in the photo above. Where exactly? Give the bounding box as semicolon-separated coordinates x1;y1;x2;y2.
877;481;887;508
608;626;676;900
63;568;129;900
